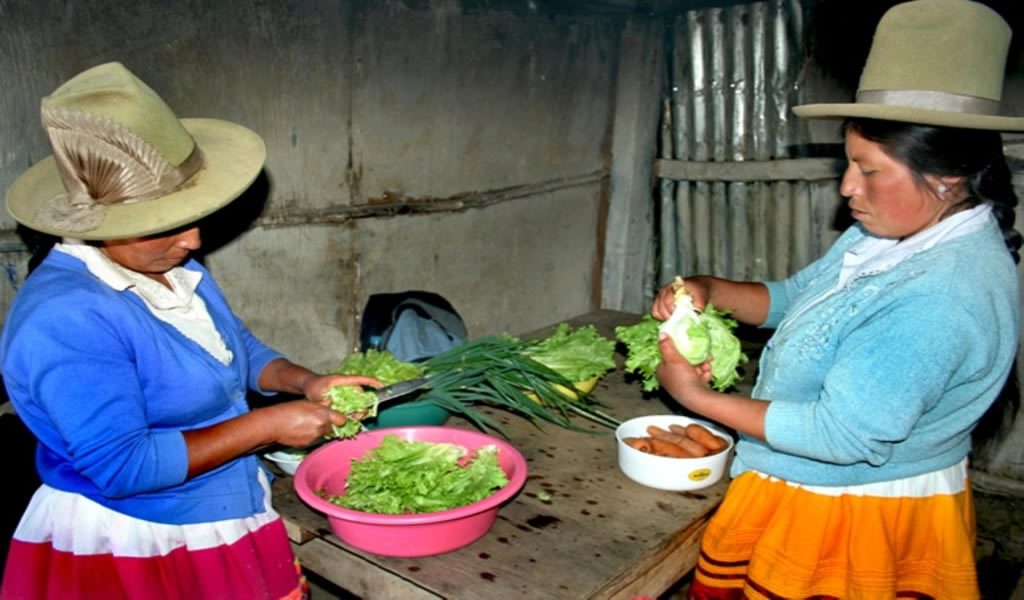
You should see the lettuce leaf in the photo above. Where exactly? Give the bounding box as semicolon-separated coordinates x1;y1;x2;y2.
516;323;617;382
699;306;746;391
334;349;424;385
324;435;509;514
614;316;663;392
322;385;379;439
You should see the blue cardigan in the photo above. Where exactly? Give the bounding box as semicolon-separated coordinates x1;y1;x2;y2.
735;218;1021;486
1;252;283;525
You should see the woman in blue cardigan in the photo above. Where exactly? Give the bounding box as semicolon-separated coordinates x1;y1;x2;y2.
651;1;1023;598
0;62;379;599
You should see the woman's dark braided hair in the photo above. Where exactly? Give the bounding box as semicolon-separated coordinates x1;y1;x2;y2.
844;118;1020;448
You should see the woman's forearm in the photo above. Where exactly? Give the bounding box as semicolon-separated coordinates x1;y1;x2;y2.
180;360;380;479
257;357;317;395
182;410;278;478
686;386;768;441
690;276;771;326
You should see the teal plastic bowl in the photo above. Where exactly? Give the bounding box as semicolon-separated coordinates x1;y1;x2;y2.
364;400;451;429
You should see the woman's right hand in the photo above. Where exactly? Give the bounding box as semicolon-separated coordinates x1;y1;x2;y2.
651;276;711;320
261;400;349;448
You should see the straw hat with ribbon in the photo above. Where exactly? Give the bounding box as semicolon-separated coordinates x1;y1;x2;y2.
794;0;1024;131
6;62;266;240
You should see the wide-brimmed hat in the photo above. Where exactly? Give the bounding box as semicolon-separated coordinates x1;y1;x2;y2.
794;0;1024;131
5;62;266;240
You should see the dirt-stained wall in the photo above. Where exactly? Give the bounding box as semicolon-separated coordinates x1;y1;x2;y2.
0;0;621;371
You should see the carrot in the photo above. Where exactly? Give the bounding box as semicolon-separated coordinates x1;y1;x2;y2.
648;425;708;458
667;423;689;438
646;425;687;446
679;423;728;453
623;437;653;453
648;438;692;458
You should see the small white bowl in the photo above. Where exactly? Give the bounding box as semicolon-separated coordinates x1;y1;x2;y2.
263;449;307;476
615;414;734;491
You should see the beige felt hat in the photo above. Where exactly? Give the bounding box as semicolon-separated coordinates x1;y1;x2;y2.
793;0;1024;131
6;62;266;240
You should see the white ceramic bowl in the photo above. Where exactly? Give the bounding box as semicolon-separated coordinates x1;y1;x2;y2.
263;449;308;476
615;414;734;491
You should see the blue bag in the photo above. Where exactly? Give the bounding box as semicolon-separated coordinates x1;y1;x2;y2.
359;291;468;363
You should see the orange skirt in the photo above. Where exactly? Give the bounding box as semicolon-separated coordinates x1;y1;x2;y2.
690;460;978;600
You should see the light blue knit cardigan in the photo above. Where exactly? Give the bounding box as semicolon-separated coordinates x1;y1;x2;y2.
734;217;1020;486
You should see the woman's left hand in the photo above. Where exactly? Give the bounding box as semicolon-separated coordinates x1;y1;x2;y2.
656;333;712;411
302;374;383;406
657;333;769;442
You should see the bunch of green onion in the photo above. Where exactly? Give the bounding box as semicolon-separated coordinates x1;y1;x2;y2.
415;335;621;434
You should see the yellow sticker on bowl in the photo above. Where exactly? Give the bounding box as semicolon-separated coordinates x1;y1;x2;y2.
688;468;712;481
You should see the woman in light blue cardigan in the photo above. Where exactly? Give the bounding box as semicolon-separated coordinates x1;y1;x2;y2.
651;2;1024;598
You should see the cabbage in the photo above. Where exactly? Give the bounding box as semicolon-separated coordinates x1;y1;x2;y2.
658;286;711;365
616;282;747;392
700;307;746;391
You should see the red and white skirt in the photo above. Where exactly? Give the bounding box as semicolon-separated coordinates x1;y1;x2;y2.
0;471;306;600
690;459;978;600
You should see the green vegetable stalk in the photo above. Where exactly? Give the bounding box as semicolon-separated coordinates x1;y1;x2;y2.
417;335;621;433
328;328;622;437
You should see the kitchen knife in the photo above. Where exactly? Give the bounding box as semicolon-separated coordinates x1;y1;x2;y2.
373;376;432;405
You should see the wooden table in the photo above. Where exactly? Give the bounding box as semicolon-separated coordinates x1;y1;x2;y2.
271;309;737;600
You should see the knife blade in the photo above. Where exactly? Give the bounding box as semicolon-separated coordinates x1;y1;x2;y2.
373;376;432;405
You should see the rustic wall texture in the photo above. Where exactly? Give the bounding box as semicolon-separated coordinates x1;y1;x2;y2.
3;0;1024;488
0;0;623;370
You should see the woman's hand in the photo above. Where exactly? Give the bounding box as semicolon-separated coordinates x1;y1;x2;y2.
651;277;711;321
184;367;385;478
651;283;678;321
656;333;769;442
301;374;383;406
655;333;713;411
257;358;383;402
261;399;351;448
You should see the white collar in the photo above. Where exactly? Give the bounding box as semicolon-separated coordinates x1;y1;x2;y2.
837;204;993;288
55;240;203;310
776;205;993;335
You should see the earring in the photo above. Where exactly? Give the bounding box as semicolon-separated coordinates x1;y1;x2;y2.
937;183;947;199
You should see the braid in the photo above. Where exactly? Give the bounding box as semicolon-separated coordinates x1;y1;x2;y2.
969;158;1022;264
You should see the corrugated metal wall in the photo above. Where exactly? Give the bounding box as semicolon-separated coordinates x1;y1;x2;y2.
648;0;845;304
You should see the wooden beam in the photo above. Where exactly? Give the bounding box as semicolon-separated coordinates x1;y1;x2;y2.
655;157;845;182
601;18;665;313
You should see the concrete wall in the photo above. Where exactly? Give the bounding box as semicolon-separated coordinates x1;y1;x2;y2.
0;0;621;371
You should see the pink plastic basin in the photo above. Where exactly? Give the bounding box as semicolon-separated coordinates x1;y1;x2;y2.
293;426;528;557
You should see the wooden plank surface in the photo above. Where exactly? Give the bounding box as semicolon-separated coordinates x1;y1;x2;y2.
272;309;735;599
